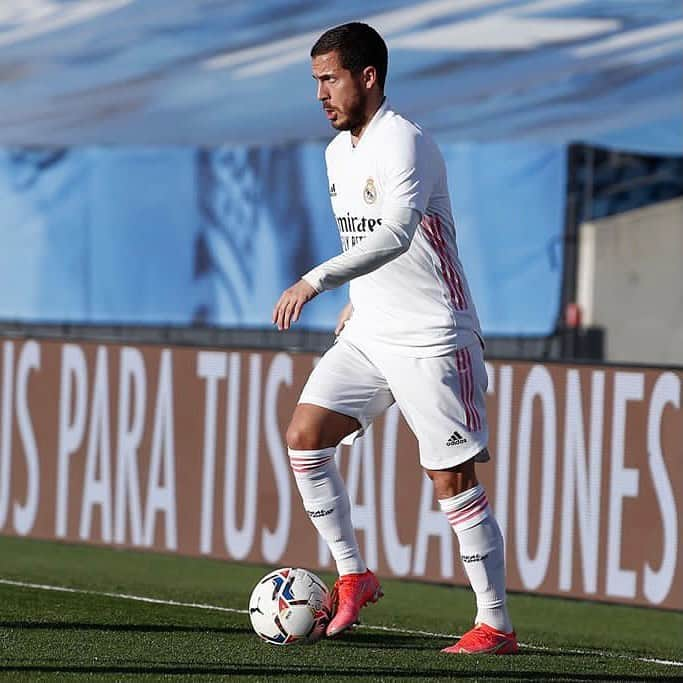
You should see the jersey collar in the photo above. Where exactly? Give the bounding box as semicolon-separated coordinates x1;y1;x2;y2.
350;98;388;150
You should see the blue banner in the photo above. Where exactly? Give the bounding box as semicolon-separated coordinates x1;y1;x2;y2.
0;143;564;335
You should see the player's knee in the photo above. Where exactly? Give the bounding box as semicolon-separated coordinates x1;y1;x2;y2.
425;459;478;498
427;470;457;498
286;420;323;451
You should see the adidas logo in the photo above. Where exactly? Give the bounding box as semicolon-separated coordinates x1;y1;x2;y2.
329;183;336;197
446;430;467;446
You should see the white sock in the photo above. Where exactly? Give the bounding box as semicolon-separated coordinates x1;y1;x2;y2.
289;447;365;576
439;484;513;633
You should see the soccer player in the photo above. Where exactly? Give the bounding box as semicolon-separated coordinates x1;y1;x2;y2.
272;22;517;655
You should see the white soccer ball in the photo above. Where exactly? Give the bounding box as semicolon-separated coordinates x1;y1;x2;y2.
248;567;331;645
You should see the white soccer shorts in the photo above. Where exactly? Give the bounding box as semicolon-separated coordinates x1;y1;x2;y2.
299;338;490;470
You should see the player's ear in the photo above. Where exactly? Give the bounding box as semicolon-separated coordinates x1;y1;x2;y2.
362;65;377;90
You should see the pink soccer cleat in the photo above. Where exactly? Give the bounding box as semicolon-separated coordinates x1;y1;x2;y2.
325;569;383;637
442;623;519;654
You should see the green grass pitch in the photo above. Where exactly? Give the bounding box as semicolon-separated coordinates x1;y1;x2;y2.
0;535;680;681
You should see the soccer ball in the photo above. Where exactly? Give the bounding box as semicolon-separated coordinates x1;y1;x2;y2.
248;567;331;645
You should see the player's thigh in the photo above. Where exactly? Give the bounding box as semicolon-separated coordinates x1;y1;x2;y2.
298;339;394;443
286;403;361;449
381;344;490;470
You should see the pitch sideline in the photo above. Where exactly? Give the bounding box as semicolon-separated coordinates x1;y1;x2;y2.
0;578;680;669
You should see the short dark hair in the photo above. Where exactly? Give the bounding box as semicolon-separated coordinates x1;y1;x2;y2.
311;22;388;89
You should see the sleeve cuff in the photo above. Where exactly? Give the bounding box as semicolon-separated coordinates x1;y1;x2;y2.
302;270;325;293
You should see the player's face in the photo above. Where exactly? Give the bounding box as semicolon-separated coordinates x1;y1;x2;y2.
312;51;367;132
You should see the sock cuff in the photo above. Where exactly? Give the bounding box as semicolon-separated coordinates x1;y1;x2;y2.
288;446;336;474
438;484;486;513
439;484;489;532
287;446;337;458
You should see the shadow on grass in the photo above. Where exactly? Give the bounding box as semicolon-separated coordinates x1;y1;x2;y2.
331;630;447;651
340;630;681;664
0;664;678;680
0;620;251;635
2;621;677;680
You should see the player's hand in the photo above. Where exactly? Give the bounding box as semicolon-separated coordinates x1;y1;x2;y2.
272;279;318;330
335;302;354;336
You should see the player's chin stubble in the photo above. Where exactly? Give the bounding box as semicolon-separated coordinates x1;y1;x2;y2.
332;95;366;132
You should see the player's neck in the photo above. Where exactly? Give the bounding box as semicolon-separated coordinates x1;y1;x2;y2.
351;95;385;146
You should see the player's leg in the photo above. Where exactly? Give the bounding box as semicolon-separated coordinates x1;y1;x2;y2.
286;403;365;576
378;343;516;654
425;459;517;654
286;339;392;636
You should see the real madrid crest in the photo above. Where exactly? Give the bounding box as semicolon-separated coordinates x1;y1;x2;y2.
363;177;377;204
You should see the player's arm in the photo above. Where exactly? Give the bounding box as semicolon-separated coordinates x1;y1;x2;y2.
271;209;419;331
300;207;421;292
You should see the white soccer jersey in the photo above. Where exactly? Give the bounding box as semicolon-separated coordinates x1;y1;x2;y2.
325;101;482;357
